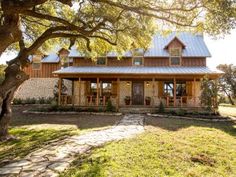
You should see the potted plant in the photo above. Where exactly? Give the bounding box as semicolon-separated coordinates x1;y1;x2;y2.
145;96;151;105
124;96;131;105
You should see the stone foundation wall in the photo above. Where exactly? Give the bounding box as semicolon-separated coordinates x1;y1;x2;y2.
15;78;72;99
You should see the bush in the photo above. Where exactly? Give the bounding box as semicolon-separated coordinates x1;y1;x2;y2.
38;97;46;104
88;107;95;112
158;101;165;113
106;99;114;112
176;109;187;116
13;98;22;105
98;107;104;112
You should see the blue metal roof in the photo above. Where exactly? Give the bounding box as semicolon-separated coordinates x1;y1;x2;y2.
144;32;211;57
42;32;211;62
53;66;222;75
41;54;59;63
68;32;211;58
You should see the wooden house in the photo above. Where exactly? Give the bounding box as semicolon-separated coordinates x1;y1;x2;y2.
18;32;221;111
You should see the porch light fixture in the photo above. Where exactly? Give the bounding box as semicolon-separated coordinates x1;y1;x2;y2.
146;82;150;87
126;82;131;86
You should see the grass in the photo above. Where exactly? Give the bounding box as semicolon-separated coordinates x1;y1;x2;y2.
0;105;121;166
0;128;73;165
62;117;236;177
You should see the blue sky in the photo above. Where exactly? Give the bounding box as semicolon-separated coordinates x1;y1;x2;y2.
0;29;235;69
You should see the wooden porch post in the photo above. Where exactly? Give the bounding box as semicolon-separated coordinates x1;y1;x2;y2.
96;78;99;106
174;78;176;107
193;77;196;107
78;78;81;106
58;77;62;106
116;78;120;111
72;80;75;106
152;78;155;107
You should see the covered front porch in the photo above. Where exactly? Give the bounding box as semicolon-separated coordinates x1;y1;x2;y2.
56;76;210;111
54;66;220;111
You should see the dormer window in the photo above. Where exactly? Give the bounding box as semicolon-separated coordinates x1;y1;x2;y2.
133;56;143;66
32;55;41;70
96;57;107;66
169;48;181;66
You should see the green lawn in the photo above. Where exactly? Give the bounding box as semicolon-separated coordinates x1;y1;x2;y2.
0;105;121;166
62;117;236;177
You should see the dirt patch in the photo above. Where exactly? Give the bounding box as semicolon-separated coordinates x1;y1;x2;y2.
191;154;216;166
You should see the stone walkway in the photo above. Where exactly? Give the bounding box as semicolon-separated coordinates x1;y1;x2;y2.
0;114;144;177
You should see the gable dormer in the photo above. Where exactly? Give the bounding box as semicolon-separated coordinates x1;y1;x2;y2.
58;48;70;68
32;50;43;70
164;37;185;66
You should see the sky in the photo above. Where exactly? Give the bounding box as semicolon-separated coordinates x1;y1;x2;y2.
0;29;235;69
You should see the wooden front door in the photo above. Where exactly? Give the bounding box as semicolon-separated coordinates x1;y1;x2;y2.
132;82;144;105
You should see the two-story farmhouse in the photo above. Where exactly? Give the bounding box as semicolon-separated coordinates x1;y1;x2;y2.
15;32;221;111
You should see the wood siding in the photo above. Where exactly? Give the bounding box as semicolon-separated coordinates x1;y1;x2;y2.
23;57;206;78
182;58;206;66
144;58;169;66
23;63;60;78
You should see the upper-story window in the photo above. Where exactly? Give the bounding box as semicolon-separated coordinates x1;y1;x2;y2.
61;56;70;68
96;57;107;66
169;48;181;66
32;56;41;70
133;56;143;66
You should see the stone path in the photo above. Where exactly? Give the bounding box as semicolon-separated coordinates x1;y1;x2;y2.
0;114;144;177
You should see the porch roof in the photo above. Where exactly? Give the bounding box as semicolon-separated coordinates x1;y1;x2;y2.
53;66;222;75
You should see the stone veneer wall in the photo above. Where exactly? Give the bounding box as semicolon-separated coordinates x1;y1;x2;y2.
15;78;72;99
144;81;159;106
119;81;132;106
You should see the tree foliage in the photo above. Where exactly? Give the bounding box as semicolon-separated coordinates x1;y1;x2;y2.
0;65;6;84
217;64;236;105
200;76;218;111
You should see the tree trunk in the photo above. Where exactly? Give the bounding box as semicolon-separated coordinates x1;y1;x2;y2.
0;61;29;141
227;95;235;105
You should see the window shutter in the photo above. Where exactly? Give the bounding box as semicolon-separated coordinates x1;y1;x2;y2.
158;81;164;97
112;81;117;95
186;81;193;96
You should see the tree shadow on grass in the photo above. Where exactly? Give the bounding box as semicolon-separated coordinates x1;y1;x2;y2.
146;116;236;137
62;147;110;177
11;106;122;131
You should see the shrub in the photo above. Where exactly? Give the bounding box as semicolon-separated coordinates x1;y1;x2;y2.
88;107;95;112
106;99;114;112
98;107;104;112
158;101;165;113
38;97;46;104
176;109;187;116
13;98;22;105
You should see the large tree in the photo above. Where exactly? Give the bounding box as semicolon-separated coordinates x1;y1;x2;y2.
0;0;235;140
217;64;236;105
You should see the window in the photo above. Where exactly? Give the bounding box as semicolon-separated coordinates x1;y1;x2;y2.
176;83;186;96
169;48;181;66
164;82;186;97
90;82;112;96
61;56;70;68
164;82;174;97
96;57;107;66
32;55;41;70
133;57;143;66
102;82;112;96
91;83;98;95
